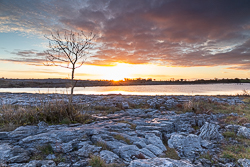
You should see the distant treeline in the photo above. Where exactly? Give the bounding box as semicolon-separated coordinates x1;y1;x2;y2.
0;78;249;88
167;78;249;84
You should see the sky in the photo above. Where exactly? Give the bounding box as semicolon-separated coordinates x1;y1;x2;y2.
0;0;250;81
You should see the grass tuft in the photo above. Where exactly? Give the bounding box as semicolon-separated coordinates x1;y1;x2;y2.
89;155;106;167
164;145;180;160
95;141;111;151
113;134;132;145
0;97;95;130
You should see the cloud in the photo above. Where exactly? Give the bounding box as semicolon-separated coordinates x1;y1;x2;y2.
6;69;66;75
1;0;250;69
0;49;46;65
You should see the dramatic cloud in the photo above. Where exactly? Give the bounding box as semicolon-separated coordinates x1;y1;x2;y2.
1;0;250;69
0;50;46;66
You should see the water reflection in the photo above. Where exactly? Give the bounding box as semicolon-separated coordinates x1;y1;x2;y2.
0;83;249;95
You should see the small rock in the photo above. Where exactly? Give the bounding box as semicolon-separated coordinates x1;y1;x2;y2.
238;158;250;167
57;162;71;167
119;145;140;162
243;123;250;128
145;144;163;156
225;124;242;133
199;158;212;167
38;121;48;129
122;102;129;109
168;134;203;160
237;127;250;139
139;148;156;158
145;134;167;151
77;143;102;157
24;160;56;167
129;158;194;167
72;160;89;167
0;132;8;140
100;150;121;164
200;140;214;149
199;122;224;141
46;154;56;160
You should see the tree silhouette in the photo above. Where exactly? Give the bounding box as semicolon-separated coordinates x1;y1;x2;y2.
44;30;95;117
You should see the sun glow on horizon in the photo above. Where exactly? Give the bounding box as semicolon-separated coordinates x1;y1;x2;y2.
100;63;134;81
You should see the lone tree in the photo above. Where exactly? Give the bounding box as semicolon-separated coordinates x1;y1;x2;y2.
44;30;95;110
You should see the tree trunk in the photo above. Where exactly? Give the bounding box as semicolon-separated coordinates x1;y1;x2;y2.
68;65;75;120
70;66;75;98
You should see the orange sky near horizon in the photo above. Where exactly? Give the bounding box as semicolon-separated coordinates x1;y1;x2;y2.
1;61;249;81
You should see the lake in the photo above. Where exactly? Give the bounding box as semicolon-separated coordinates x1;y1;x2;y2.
0;83;249;95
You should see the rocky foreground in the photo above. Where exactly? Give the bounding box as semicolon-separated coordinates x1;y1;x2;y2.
0;94;250;167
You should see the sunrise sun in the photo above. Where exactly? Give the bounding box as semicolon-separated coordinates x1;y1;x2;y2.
100;63;133;81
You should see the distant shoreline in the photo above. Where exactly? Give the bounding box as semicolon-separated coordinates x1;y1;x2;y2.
0;78;249;88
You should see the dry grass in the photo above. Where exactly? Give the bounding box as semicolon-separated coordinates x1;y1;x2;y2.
164;146;180;160
162;138;180;160
220;130;250;161
88;155;124;167
95;141;111;151
113;134;132;145
89;155;106;167
174;97;250;126
0;97;95;130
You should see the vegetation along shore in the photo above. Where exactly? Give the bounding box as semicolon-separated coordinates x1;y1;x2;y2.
0;78;249;88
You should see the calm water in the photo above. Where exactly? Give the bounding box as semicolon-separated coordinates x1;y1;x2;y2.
0;83;250;95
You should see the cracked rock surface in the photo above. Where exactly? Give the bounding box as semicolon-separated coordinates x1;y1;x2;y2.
0;94;249;166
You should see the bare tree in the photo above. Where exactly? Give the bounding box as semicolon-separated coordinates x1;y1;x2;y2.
44;30;95;112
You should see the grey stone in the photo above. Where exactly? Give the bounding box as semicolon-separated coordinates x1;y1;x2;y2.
108;123;131;130
159;122;175;133
91;134;114;144
61;140;78;153
122;102;129;109
0;143;12;162
224;162;236;167
119;145;140;162
145;134;167;151
237;127;250;139
238;158;250;167
105;141;126;154
77;143;101;157
174;123;194;133
23;160;56;167
199;122;224;141
0;144;30;163
168;134;203;160
8;163;26;167
8;126;38;140
225;124;242;133
53;130;80;143
139;148;156;158
136;126;162;131
126;109;145;116
129;158;194;167
38;121;48;129
200;140;214;149
57;162;71;167
134;141;147;149
100;150;121;164
145;144;164;156
20;132;60;148
0;132;8;139
45;154;56;160
199;158;212;167
243;123;250;128
72;160;88;167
